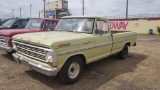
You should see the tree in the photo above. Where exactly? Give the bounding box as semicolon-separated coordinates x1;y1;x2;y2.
156;26;160;34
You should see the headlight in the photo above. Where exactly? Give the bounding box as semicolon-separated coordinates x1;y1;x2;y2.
0;38;9;46
46;52;53;62
45;51;57;67
12;42;17;50
6;39;9;46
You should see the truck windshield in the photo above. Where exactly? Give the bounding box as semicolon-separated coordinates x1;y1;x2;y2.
54;18;94;33
25;19;43;29
1;19;16;28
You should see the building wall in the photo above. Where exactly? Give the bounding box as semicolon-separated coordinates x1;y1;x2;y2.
109;19;160;34
45;1;68;10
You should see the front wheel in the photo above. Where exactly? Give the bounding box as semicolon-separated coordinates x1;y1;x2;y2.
118;44;128;60
58;56;83;84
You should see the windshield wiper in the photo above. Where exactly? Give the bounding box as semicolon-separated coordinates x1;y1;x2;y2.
55;29;73;32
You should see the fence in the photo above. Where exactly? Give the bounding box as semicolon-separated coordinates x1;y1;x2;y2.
107;14;160;19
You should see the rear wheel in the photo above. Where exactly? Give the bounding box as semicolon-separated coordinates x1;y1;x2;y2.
118;44;128;60
58;56;83;84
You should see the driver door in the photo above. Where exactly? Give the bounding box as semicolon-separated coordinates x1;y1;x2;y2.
94;18;112;60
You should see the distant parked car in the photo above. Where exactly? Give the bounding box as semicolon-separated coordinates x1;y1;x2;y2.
0;18;59;54
0;19;10;26
0;19;29;30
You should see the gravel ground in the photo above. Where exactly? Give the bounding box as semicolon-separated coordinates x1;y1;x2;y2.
0;35;160;90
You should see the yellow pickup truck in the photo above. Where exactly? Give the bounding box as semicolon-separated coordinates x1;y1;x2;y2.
12;16;137;84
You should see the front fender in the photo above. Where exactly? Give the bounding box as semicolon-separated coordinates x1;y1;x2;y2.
57;52;86;72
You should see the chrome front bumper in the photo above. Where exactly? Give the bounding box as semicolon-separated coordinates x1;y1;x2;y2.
12;53;58;76
0;45;13;52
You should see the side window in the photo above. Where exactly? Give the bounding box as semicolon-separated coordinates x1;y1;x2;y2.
50;21;57;30
45;21;50;31
97;20;107;33
13;20;21;28
45;20;57;31
97;20;106;33
21;20;28;28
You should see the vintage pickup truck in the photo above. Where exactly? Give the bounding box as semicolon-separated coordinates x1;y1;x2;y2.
0;18;58;54
12;16;137;84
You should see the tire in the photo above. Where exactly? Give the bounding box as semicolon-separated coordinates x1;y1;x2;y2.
58;56;83;84
118;44;128;60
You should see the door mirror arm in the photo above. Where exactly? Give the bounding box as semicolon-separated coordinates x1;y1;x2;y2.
95;29;104;35
95;29;98;34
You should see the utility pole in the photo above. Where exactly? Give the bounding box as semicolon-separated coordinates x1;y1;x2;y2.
12;10;14;19
62;0;64;9
82;0;84;15
43;0;46;18
30;4;32;18
39;11;40;18
20;7;21;18
126;0;128;19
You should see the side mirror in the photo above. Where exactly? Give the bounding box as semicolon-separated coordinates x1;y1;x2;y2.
95;29;104;35
95;29;98;34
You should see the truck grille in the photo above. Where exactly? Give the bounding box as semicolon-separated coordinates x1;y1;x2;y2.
0;38;7;46
14;41;48;62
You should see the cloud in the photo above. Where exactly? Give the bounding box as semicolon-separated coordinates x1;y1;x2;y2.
0;0;160;19
0;0;43;18
18;2;30;6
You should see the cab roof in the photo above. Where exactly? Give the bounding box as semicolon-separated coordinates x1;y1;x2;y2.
61;16;108;20
32;18;59;21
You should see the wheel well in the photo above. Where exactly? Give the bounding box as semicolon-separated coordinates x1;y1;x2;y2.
68;54;86;66
126;42;131;47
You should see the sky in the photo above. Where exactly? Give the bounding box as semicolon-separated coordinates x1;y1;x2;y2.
0;0;160;19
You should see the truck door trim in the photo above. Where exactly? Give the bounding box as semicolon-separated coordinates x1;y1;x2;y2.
113;36;137;44
58;42;113;55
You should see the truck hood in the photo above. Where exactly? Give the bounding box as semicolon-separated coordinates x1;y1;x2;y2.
0;29;40;37
13;31;95;49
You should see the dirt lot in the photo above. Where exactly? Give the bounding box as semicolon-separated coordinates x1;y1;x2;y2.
0;35;160;90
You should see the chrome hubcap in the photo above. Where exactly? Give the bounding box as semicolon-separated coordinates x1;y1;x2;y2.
68;62;80;79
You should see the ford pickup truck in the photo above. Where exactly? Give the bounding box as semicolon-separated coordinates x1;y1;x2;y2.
0;18;58;54
12;16;137;84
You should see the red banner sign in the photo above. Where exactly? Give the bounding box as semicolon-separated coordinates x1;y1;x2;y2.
109;21;129;30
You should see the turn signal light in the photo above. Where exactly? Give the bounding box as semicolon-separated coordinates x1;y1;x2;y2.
48;62;54;67
58;44;65;47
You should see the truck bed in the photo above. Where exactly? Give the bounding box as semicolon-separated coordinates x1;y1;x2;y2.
110;30;137;55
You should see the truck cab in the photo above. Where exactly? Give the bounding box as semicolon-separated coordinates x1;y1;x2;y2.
0;18;58;53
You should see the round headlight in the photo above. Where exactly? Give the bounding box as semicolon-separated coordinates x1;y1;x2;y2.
46;52;53;62
4;39;9;46
12;42;17;50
